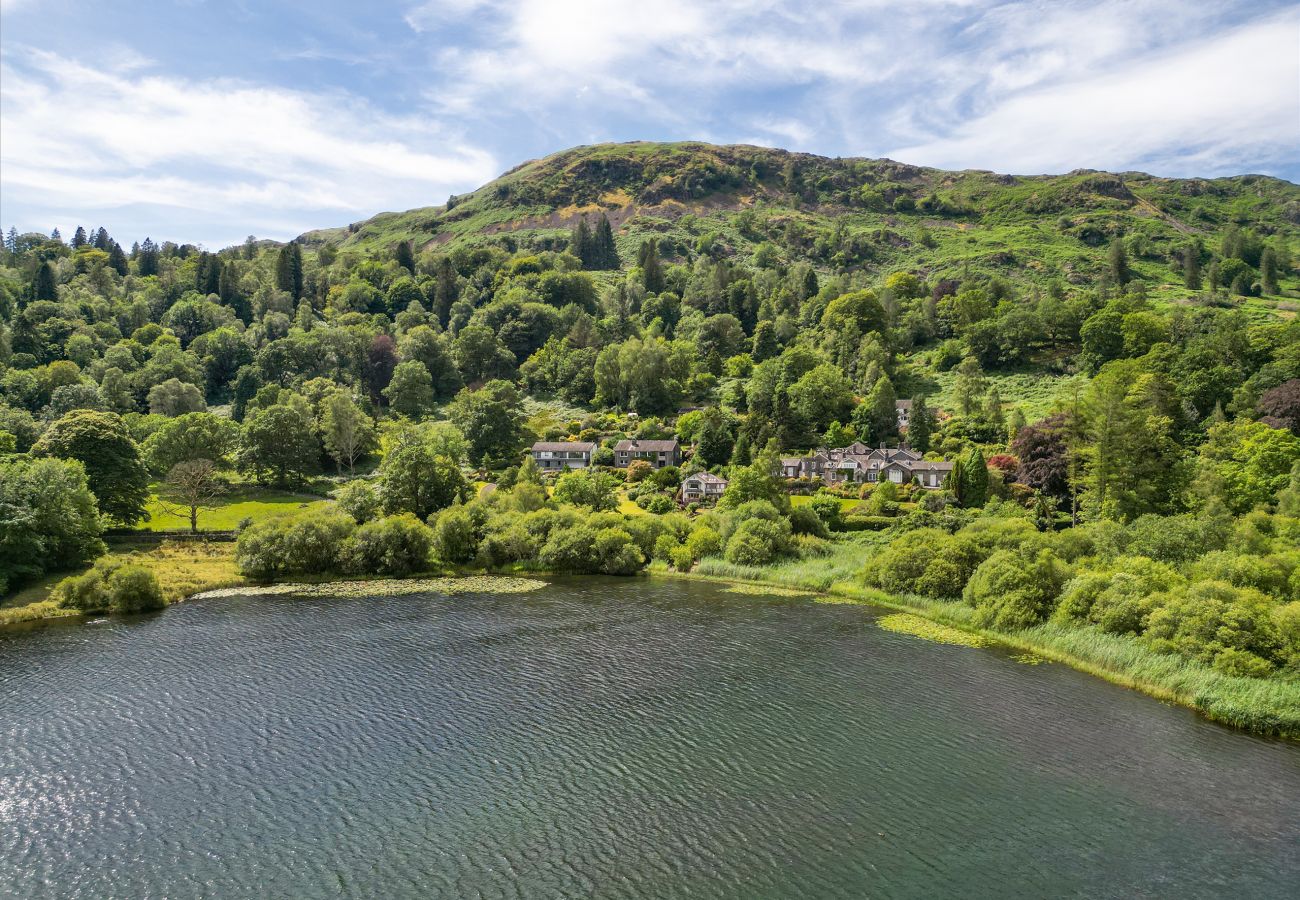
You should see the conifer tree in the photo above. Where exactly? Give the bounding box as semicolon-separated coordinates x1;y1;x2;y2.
1183;241;1202;290
572;218;593;268
908;396;933;453
51;227;62;242
276;242;304;299
1108;238;1130;285
865;374;899;445
960;447;989;508
751;321;779;362
93;227;110;250
138;238;160;277
33;261;57;301
593;214;619;269
395;240;416;273
5;227;18;254
71;226;87;249
433;256;457;328
1260;246;1279;295
107;242;128;276
639;239;665;293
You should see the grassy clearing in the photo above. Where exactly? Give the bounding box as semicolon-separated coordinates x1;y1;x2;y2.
140;484;331;532
0;542;245;627
789;495;862;511
673;535;1299;740
928;369;1089;422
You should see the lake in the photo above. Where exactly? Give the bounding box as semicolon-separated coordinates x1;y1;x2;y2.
2;577;1297;898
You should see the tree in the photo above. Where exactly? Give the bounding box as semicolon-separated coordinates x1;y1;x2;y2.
0;457;105;592
951;357;988;417
397;325;463;399
147;377;206;416
1260;246;1279;295
789;364;855;437
639;239;665;293
1011;414;1071;504
448;380;527;467
344;514;433;576
908;396;933;453
553;468;620;510
694;407;736;467
453;325;517;384
394;240;416;274
384;360;436;418
572;218;594;268
238;402;319;486
320;393;376;474
947;446;988;508
1108;238;1130;285
863;374;899;446
378;445;467;521
142;412;240;474
592;214;619;269
1183;241;1202;290
32;410;150;525
275;241;303;298
751;321;780;362
1197;419;1300;513
1258;379;1300;434
364;334;399;405
33;262;57;301
965;549;1067;630
159;459;225;533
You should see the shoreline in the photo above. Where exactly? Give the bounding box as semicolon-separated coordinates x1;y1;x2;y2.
5;558;1297;741
651;566;1300;742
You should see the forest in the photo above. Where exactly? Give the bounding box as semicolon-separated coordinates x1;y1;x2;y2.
1;142;1298;732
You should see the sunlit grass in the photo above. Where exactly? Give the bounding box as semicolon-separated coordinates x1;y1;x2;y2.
140;484;330;532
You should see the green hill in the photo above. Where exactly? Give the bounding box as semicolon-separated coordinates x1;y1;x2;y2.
302;141;1300;315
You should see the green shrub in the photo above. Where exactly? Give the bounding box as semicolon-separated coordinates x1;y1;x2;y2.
54;559;165;614
789;504;830;538
236;511;356;580
431;506;480;564
538;525;645;575
344;514;434;576
335;480;382;524
653;533;679;562
1144;581;1283;674
685;526;722;559
964;549;1068;630
670;545;696;572
724;517;792;566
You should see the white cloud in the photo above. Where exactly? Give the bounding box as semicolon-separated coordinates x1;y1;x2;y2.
0;48;498;245
891;10;1300;175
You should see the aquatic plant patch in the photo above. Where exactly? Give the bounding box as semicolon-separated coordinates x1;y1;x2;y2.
724;583;816;598
876;613;989;648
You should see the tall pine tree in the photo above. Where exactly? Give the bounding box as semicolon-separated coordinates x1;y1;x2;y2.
638;238;665;293
593;214;619;269
276;242;304;299
908;396;933;453
33;261;57;301
572;219;593;268
71;226;87;248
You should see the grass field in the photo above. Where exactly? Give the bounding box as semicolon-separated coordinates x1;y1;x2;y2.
929;369;1089;423
141;484;331;532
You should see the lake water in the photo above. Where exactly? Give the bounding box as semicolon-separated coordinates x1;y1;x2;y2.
2;577;1298;898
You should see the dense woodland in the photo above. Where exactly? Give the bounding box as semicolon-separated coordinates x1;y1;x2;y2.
2;143;1299;709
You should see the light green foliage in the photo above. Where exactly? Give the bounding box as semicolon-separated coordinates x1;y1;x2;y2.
238;401;319;487
964;549;1069;630
553;468;620;511
1197;419;1300;513
384;360;436;419
343;514;434;576
54;557;164;614
0;456;105;590
334;480;382;524
143;412;239;474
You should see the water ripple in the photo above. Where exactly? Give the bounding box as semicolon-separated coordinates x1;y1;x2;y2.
1;576;1297;899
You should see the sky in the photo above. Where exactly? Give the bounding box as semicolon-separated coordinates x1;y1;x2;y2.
1;0;1298;249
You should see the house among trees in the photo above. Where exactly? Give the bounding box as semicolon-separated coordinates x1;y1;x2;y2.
782;443;953;488
530;441;597;471
680;471;727;504
614;438;681;469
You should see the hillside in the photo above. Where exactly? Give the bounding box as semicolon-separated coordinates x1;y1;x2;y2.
301;141;1300;316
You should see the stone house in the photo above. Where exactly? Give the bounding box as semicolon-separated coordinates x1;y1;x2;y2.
679;472;727;503
530;441;597;471
614;438;682;469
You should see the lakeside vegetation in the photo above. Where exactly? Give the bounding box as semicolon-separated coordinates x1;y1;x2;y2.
2;141;1298;736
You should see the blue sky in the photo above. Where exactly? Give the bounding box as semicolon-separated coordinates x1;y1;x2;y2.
2;0;1297;248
